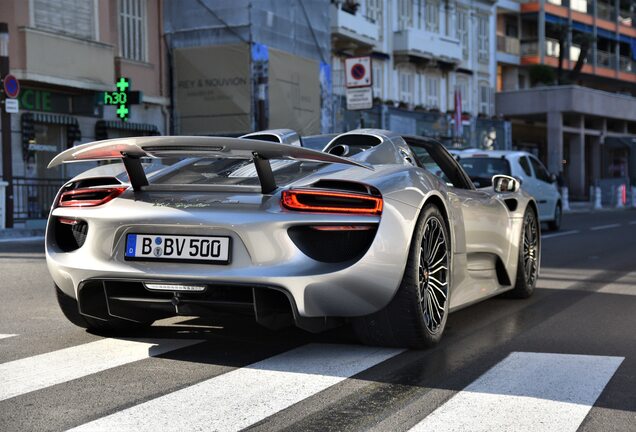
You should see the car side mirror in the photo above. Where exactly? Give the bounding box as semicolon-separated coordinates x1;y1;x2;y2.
492;175;520;193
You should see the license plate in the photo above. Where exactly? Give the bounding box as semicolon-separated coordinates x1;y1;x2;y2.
124;234;231;264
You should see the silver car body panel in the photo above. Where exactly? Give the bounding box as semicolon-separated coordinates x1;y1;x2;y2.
46;129;537;322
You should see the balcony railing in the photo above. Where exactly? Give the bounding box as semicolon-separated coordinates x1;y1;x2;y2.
596;50;616;69
520;40;539;56
497;35;520;56
596;2;616;21
619;56;635;73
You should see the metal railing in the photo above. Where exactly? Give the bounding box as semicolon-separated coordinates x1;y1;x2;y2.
619;56;635;73
520;40;539;56
13;177;66;222
497;35;520;55
596;50;616;69
596;2;616;21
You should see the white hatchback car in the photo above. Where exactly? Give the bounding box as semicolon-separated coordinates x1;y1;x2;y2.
456;150;562;230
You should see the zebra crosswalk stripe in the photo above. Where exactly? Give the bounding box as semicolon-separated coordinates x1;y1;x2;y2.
0;337;202;402
69;343;403;432
408;352;623;432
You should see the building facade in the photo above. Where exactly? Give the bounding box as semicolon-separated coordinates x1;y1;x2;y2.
331;0;508;149
0;0;168;226
495;0;636;201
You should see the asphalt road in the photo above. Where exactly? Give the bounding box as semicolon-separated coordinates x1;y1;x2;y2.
1;210;635;431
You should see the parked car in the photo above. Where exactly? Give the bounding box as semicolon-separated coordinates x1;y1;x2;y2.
456;150;562;230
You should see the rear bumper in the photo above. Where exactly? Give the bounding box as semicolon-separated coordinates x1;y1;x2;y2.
46;196;419;319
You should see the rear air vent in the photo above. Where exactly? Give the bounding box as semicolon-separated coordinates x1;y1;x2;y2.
54;218;88;252
288;225;378;263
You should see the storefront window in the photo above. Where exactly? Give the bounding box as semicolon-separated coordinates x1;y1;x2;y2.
28;123;66;179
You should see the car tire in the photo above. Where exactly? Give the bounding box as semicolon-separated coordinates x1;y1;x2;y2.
353;204;451;349
504;206;539;299
547;202;562;231
55;285;153;333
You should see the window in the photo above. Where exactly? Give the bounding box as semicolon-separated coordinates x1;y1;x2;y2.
372;60;383;99
366;0;383;39
529;157;551;183
478;82;491;115
398;0;413;30
119;0;147;62
398;69;415;104
33;0;97;40
519;157;532;176
456;8;469;60
425;0;439;33
477;15;489;64
426;75;440;109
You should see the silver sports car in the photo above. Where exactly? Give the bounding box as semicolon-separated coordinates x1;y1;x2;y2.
46;129;540;348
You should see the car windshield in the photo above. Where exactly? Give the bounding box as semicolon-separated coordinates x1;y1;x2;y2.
458;157;511;188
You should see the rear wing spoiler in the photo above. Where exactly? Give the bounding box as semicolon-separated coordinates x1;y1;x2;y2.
48;136;371;193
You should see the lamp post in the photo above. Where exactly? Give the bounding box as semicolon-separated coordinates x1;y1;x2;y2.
0;22;13;228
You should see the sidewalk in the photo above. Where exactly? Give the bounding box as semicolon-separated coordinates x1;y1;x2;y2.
0;228;45;242
565;201;636;214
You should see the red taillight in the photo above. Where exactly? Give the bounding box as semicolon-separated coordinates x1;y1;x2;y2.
57;186;128;208
281;189;383;215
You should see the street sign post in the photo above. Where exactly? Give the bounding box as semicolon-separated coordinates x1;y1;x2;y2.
4;98;17;113
345;56;373;112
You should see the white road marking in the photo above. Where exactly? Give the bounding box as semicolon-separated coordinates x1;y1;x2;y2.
0;334;17;340
0;338;201;402
409;352;623;432
70;343;403;432
542;229;579;239
590;224;621;231
629;221;636;225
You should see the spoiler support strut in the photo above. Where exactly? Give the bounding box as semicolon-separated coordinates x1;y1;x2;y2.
122;154;149;191
252;152;276;194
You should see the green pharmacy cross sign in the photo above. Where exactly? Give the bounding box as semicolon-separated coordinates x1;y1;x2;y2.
103;78;142;121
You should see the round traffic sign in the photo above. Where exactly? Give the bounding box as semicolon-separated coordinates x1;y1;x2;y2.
351;63;366;81
3;74;20;99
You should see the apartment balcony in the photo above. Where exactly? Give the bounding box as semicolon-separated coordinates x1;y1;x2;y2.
16;27;115;91
393;28;462;65
497;34;520;65
330;4;379;49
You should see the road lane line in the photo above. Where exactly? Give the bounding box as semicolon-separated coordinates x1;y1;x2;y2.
70;343;403;432
0;338;201;402
542;230;579;239
629;221;636;225
0;334;17;340
408;352;623;432
590;224;621;231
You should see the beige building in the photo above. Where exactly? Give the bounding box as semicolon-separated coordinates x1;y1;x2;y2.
0;0;168;225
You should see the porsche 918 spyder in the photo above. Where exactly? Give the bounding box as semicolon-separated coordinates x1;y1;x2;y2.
46;129;540;348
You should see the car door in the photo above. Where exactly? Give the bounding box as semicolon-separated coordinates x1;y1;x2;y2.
405;137;512;307
528;156;554;220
